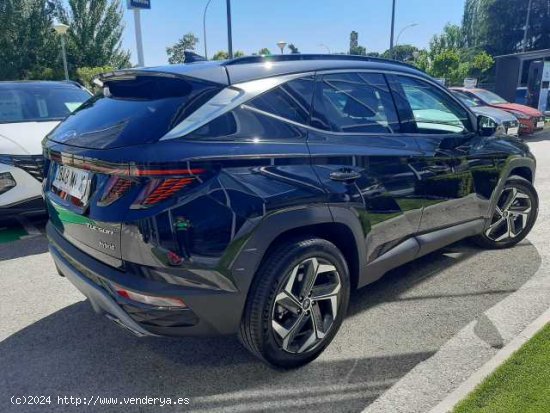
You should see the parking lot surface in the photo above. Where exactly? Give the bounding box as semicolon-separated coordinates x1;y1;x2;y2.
1;131;549;413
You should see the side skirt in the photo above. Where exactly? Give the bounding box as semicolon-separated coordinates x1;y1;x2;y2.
358;219;486;289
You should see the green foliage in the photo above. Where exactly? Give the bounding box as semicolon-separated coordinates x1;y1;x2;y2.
382;44;418;62
412;49;430;72
428;24;465;58
349;30;367;55
463;0;550;55
234;50;245;58
58;0;130;71
431;49;461;79
166;32;199;64
0;0;59;80
76;66;114;90
258;48;271;56
454;324;550;413
212;50;229;60
288;44;299;54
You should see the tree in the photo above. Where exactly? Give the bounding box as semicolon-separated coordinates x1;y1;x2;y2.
234;50;245;58
431;49;461;79
428;24;465;58
288;44;300;54
57;0;130;71
212;50;229;60
463;0;550;55
0;0;59;80
349;31;366;55
76;66;114;90
258;48;271;56
382;44;418;62
166;32;199;64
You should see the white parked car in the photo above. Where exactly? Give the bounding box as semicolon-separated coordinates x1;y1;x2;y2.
0;81;91;217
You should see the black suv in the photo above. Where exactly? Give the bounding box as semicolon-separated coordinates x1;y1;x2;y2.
43;55;538;368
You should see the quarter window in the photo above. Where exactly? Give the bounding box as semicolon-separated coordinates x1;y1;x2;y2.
311;72;400;133
397;76;472;134
245;76;314;125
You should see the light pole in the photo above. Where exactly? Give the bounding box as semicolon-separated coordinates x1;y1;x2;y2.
54;23;69;81
226;0;233;58
389;0;396;52
203;0;213;59
277;41;287;54
319;43;331;54
395;23;418;46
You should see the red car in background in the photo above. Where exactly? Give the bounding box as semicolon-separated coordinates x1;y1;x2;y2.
451;87;545;135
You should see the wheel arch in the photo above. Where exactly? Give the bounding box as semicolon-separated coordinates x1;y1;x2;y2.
230;205;366;296
488;156;536;219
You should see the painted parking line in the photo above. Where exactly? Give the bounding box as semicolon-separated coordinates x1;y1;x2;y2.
0;225;28;244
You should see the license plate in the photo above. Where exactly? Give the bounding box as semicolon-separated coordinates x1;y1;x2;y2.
507;127;519;136
536;121;545;128
52;165;91;204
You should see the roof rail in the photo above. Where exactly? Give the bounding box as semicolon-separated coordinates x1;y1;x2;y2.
222;54;418;70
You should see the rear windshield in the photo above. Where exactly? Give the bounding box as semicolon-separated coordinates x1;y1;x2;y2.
49;75;222;149
0;84;90;123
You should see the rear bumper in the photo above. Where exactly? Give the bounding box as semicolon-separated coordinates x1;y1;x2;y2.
47;222;244;337
51;245;156;337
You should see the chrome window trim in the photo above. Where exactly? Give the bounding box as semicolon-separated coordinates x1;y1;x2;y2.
160;72;315;141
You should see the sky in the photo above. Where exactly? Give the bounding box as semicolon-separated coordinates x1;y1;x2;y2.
120;0;466;66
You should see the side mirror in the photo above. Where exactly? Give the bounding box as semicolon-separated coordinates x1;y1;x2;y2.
477;115;498;137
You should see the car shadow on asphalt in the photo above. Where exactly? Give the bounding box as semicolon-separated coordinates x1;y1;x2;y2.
0;235;49;261
0;240;541;413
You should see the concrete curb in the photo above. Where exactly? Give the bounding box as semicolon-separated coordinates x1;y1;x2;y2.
429;307;550;413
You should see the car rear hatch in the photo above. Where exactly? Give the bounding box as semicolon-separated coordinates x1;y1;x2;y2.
44;70;226;266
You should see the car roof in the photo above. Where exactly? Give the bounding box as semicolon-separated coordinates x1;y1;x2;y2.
117;54;431;86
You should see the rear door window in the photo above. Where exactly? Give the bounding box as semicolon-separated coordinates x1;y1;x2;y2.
311;72;400;133
244;76;315;124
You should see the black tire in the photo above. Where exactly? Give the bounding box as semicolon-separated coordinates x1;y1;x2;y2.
238;237;350;369
473;176;538;249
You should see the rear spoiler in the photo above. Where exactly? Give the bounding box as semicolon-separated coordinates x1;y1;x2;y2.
93;62;229;88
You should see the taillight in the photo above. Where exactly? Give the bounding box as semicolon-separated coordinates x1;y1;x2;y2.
131;168;205;209
98;176;134;206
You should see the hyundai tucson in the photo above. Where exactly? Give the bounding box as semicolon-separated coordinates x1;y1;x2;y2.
43;55;538;368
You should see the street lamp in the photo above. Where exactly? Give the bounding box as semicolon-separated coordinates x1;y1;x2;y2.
276;41;287;54
319;43;331;54
395;23;419;46
53;23;70;81
203;0;213;59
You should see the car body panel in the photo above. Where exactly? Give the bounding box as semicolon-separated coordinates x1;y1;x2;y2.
0;121;60;155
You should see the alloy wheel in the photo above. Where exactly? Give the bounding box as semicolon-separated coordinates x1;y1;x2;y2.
271;257;342;354
485;187;532;242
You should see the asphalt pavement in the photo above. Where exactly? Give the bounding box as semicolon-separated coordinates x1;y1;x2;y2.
1;131;549;413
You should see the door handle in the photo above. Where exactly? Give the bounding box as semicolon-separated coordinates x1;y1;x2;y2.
329;169;361;183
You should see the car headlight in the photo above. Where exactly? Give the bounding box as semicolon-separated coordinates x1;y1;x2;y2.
0;172;17;195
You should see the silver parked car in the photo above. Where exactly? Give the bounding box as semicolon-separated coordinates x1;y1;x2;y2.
451;89;519;137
